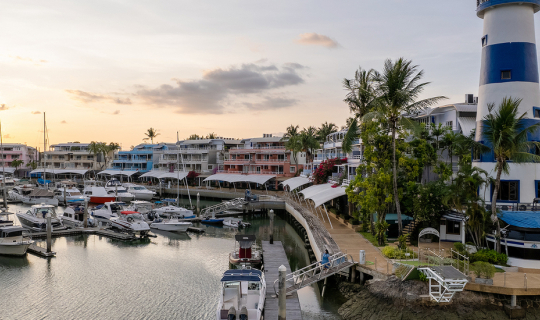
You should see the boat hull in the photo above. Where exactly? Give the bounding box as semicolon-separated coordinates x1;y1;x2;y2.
0;242;32;256
90;196;116;204
22;198;59;206
16;214;67;232
150;222;191;232
201;219;224;225
132;192;154;201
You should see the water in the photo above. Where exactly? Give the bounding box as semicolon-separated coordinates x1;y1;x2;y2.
0;203;343;320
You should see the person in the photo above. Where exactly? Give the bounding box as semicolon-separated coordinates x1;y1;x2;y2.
321;249;331;272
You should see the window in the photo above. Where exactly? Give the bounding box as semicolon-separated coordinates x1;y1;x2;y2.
290;166;296;173
534;107;540;118
58;155;65;160
446;221;461;235
501;70;512;80
492;181;519;201
87;155;93;160
11;155;19;159
278;154;285;161
481;35;488;47
536;181;540;198
76;156;82;160
445;121;453;128
264;154;269;160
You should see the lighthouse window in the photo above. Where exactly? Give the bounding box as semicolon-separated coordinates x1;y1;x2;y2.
501;70;512;80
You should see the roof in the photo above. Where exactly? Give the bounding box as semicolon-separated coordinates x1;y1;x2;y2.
140;170;189;180
0;168;16;174
299;183;346;208
31;169;88;175
413;103;477;118
499;211;540;229
249;137;283;143
442;211;468;222
181;139;215;145
203;174;275;185
28;189;55;197
98;170;138;177
281;177;311;191
235;234;256;242
221;269;263;282
458;117;477;136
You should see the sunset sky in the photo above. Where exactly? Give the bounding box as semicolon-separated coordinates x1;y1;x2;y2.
0;1;517;149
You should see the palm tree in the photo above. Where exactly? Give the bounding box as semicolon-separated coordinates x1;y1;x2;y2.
10;159;24;176
206;132;217;139
365;58;447;236
282;125;300;141
430;123;447;151
103;142;121;169
143;128;160;144
317;122;338;143
285;136;302;172
187;134;200;140
299;127;320;163
26;161;37;170
482;97;540;252
88;141;105;169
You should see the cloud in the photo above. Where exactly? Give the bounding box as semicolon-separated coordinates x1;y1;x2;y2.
295;33;340;48
136;63;306;114
11;56;48;64
66;90;132;105
61;120;67;124
0;104;9;111
243;97;298;110
31;111;41;114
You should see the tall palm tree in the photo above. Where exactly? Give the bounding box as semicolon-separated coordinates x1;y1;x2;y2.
482;97;540;252
282;125;300;140
285;136;302;171
88;141;105;169
365;58;447;236
299;127;320;163
143;128;160;144
10;159;24;176
317;122;338;143
206;132;217;139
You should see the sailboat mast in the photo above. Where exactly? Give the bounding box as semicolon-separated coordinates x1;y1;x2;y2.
1;121;6;209
176;148;180;207
43;112;46;188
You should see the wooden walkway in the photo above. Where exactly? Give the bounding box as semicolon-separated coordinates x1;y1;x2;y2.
27;243;56;257
262;241;302;320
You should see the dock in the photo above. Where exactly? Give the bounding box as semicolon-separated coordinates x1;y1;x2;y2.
27;243;56;257
262;241;302;320
29;227;138;241
186;227;205;233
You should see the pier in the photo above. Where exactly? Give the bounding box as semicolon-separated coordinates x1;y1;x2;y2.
262;240;302;320
27;243;56;257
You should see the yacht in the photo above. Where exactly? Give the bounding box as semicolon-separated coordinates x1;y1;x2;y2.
61;205;95;228
153;201;195;219
104;179;135;202
229;235;262;268
0;208;14;227
22;189;59;206
8;185;33;202
216;269;266;320
126;201;154;220
90;201;125;225
109;211;150;235
54;181;87;205
0;226;34;256
16;204;67;232
124;183;156;201
150;216;192;232
83;186;116;204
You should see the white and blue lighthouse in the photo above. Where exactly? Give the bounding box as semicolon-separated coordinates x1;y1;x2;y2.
475;0;540;205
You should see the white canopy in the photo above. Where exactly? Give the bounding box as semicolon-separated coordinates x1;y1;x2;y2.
140;171;189;180
30;168;89;175
299;183;334;199
281;177;311;191
300;183;347;208
203;174;275;184
0;167;16;174
97;170;138;177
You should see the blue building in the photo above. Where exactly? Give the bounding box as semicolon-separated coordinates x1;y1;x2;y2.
111;144;175;173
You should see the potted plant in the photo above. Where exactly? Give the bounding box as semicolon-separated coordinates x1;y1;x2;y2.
473;261;496;285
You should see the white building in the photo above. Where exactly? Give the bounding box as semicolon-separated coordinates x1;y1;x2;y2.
44;143;106;170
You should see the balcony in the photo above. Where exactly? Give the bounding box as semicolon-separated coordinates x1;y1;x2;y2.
230;146;286;153
253;158;287;163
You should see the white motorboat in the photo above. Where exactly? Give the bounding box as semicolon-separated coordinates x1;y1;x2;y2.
124;183;156;201
60;206;95;228
109;211;150;235
90;201;125;224
216;269;266;320
22;189;59;206
8;186;33;202
16;204;67;232
150;217;192;232
126;200;154;220
223;218;250;228
54;185;88;205
0;209;14;227
0;226;33;256
153;201;195;219
105;179;135;202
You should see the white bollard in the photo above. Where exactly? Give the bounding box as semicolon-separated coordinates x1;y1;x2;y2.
359;250;365;265
269;209;275;244
278;264;286;320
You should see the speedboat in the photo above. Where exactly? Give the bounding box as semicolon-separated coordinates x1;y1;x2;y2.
201;217;224;225
223;218;250;228
109;211;150;236
0;226;33;256
124;183;156;201
153;202;196;219
216;269;266;320
22;189;59;206
83;186;116;204
8;185;33;202
105;179;135;202
90;201;125;224
61;205;95;228
150;216;192;232
54;182;87;205
16;204;67;232
229;235;262;268
0;208;14;227
126;201;154;219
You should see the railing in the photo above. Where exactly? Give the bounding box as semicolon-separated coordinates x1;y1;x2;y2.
231;146;285;150
217;170;284;175
201;198;247;216
253;159;287;163
223;159;250;163
486;202;540;212
451;248;470;275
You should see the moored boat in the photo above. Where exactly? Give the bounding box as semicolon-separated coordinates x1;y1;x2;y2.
124;183;156;201
0;226;33;256
16;204;67;232
216;269;266;320
83;186;116;204
109;211;150;236
61;205;95;228
0;209;14;227
229;235;262;268
150;216;192;232
22;189;59;206
90;201;125;224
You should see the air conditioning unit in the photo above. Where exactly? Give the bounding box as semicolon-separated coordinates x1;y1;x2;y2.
465;94;474;104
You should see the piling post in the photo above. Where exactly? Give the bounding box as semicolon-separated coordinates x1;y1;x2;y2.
196;193;200;217
115;184;118;201
63;185;67;206
269;209;275;244
321;277;328;297
359;250;365;265
511;295;517;307
46;212;52;253
2;185;6;208
83;199;88;228
278;264;286;320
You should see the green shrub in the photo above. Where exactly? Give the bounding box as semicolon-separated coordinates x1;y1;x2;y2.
398;235;407;250
453;242;465;253
381;246;418;259
472;261;496;279
471;249;508;265
382;246;396;258
419;272;428;282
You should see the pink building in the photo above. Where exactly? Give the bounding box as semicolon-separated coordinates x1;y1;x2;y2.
0;143;38;175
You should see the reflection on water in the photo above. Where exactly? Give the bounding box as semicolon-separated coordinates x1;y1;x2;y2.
0;203;342;319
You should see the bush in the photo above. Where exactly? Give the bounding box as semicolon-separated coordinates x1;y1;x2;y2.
471;249;508;265
419;272;428;282
398;235;407;250
351;219;360;226
473;261;496;279
381;246;418;259
453;242;465;253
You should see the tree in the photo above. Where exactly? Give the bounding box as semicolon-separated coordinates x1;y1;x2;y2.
187;134;200;140
299;127;320;163
285;135;302;171
317;122;338;143
88;141;105;169
10;159;24;176
206;132;217;139
103;142;121;169
282;125;300;140
482;97;540;253
26;161;38;170
143;128;160;144
364;58;447;236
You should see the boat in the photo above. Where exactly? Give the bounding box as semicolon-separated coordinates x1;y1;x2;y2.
0;226;34;256
126;200;154;215
153;200;196;219
109;211;150;236
7;186;33;202
83;186;116;204
54;181;87;205
104;179;135;202
223;218;250;228
0;209;14;227
124;183;156;201
150;216;192;232
60;205;95;228
21;189;59;206
229;235;262;267
16;204;67;232
90;201;125;224
216;269;266;320
201;217;224;225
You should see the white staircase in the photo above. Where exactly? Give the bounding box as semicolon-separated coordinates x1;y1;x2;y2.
201;198;247;216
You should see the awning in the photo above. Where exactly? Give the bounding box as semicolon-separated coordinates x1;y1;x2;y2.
140;171;189;180
442;211;468;222
299;183;334;199
299;183;346;208
0;168;16;174
458;117;477;136
499;211;540;229
97;170;138;177
30;169;88;175
203;174;275;184
281;177;311;191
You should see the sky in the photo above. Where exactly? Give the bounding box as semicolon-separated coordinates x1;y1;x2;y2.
0;0;522;149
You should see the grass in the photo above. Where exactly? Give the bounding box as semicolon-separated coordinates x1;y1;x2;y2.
358;232;396;247
396;261;423;266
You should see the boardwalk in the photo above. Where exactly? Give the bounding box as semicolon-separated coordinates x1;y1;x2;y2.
262;241;302;320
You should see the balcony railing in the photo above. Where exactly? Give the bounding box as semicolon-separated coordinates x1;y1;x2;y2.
217;170;285;175
254;158;287;163
231;146;285;150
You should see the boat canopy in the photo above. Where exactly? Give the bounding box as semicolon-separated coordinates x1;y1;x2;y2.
281;176;311;191
221;269;263;282
204;174;275;185
300;183;347;208
499;211;540;230
140;170;189;180
97;170;138;177
0;168;16;174
235;234;256;248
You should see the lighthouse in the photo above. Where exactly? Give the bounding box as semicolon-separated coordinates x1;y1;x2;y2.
475;0;540;204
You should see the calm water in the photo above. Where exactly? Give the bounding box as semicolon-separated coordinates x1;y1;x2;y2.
0;203;343;320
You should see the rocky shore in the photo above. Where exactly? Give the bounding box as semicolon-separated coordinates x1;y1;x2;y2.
337;277;540;320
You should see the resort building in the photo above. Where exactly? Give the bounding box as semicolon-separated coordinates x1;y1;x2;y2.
111;143;176;173
0;143;38;176
43;143;104;170
222;134;306;178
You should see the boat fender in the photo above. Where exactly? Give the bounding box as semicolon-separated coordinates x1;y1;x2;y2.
239;306;248;320
228;306;237;320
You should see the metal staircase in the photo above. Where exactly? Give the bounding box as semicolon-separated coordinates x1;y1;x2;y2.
273;252;355;295
201;198;247;216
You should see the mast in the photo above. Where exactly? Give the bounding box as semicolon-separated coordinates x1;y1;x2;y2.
43;112;47;189
1;121;6;209
176;148;180;207
180;148;192;207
